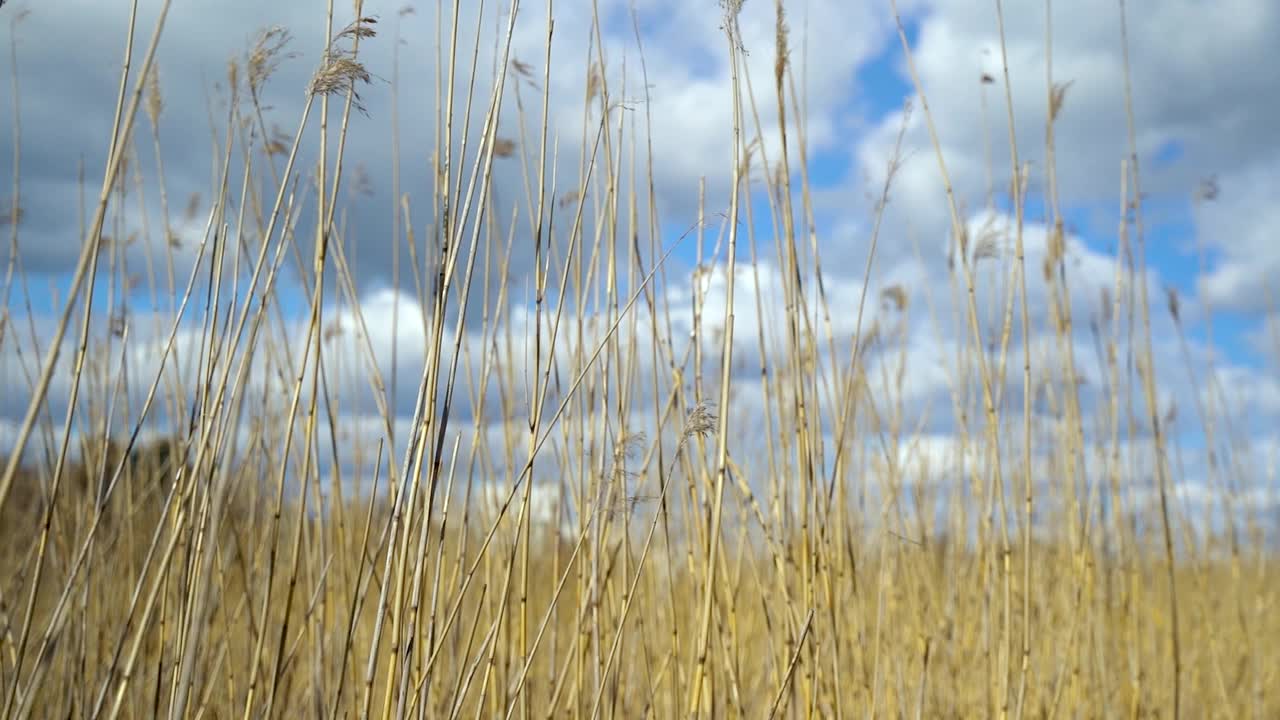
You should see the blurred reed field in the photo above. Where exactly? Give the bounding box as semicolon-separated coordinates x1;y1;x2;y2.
0;0;1277;718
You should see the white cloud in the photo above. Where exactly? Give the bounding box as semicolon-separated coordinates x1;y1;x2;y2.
839;0;1280;292
1194;164;1280;311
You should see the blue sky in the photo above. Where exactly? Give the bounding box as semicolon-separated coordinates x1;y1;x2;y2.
2;0;1268;379
2;0;1279;526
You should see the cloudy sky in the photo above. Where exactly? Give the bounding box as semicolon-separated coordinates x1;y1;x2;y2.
1;0;1278;528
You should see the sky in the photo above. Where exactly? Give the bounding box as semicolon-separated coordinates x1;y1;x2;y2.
1;0;1278;533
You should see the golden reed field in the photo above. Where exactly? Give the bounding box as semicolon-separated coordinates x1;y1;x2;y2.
1;0;1277;718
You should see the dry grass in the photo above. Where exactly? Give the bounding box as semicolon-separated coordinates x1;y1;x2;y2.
0;0;1276;718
